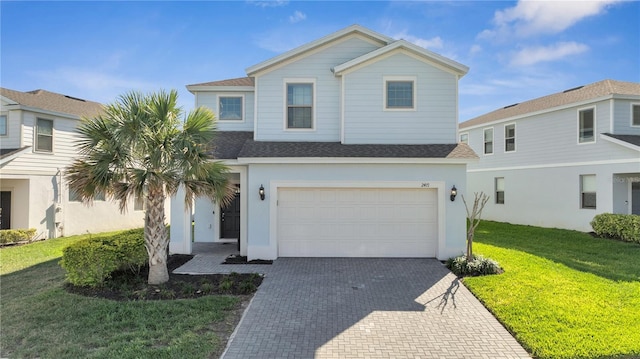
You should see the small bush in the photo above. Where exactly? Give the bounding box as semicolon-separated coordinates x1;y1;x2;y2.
446;255;503;277
591;213;640;244
60;229;147;287
0;228;37;244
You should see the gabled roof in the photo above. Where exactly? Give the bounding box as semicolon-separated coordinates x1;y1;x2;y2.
208;131;478;161
1;88;103;118
333;39;468;77
601;133;640;151
460;79;640;129
245;24;393;76
188;77;255;88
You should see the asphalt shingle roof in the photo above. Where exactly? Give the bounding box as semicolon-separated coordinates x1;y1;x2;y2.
602;133;640;148
1;88;103;118
460;79;640;128
210;131;477;160
0;147;29;159
188;77;255;88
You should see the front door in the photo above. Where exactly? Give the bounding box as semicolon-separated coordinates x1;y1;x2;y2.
632;182;640;215
0;191;11;230
221;193;240;239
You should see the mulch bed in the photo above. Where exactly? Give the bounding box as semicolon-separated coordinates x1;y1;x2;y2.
65;254;264;301
223;254;273;265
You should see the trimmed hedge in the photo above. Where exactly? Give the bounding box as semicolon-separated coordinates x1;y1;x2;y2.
0;228;37;245
591;213;640;244
60;228;147;287
446;254;503;277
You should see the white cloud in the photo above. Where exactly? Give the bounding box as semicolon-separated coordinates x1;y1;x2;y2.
510;41;589;66
469;44;482;55
247;0;288;8
482;0;621;39
392;31;443;49
289;10;306;24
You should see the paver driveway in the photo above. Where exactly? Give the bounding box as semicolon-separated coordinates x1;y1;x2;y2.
221;258;530;359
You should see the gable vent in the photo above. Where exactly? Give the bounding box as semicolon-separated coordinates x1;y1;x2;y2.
563;85;584;93
503;103;519;109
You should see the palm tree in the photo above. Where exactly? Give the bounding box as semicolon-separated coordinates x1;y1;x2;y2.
66;89;233;284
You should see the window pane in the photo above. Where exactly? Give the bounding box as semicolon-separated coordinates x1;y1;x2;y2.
582;193;596;209
0;115;6;136
581;174;596;192
496;191;505;204
69;188;80;202
37;119;53;135
496;177;505;191
460;133;468;144
505;139;515;152
484;128;493;141
505;124;515;138
287;107;312;128
37;135;52;152
219;97;242;121
287;84;312;106
484;128;493;154
633;105;640;126
579;109;594;143
134;194;144;211
386;81;413;108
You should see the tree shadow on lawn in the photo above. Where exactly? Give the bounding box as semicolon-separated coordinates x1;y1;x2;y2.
475;221;640;282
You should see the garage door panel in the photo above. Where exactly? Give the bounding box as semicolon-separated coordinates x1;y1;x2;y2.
278;187;438;257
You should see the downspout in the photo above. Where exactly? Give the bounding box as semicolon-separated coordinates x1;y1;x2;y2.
54;168;64;238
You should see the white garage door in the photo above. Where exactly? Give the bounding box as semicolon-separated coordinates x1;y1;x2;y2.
277;188;438;257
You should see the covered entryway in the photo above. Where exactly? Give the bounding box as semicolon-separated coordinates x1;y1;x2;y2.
277;187;438;257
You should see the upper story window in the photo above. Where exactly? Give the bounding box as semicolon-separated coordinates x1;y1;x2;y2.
286;82;314;129
384;76;416;110
483;128;494;155
505;123;516;152
0;115;6;136
632;104;640;127
578;108;595;144
218;96;243;121
580;174;596;209
36;118;53;152
459;133;468;144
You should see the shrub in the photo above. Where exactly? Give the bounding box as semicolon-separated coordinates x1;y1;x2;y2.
60;229;147;287
446;255;503;277
591;213;640;244
0;228;37;245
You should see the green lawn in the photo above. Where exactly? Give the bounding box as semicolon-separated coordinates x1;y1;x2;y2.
0;231;241;358
464;221;640;359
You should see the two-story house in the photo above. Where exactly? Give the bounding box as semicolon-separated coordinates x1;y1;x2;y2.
459;79;640;232
0;88;151;239
169;25;477;260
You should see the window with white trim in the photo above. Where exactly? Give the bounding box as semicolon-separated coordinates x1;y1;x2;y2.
483;128;494;155
134;193;145;211
218;96;243;121
580;174;596;209
459;133;468;144
385;80;414;109
578;108;595;143
36;118;53;152
0;115;7;136
495;177;505;204
505;124;515;152
632;104;640;126
286;83;313;129
69;188;105;202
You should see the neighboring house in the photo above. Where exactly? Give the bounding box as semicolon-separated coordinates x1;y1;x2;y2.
459;79;640;232
170;25;477;260
0;88;151;238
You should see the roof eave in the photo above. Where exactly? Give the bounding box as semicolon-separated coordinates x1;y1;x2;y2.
186;85;255;93
601;134;640;152
236;157;475;164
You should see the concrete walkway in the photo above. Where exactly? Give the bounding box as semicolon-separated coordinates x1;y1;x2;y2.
174;244;530;359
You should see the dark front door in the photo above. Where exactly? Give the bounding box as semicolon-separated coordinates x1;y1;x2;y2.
632;182;640;215
0;191;11;230
221;193;240;239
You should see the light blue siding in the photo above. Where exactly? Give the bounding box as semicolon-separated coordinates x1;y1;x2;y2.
255;36;382;142
613;99;640;135
195;91;255;132
342;53;458;144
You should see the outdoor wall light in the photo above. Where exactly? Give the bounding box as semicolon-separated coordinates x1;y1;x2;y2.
450;185;458;202
259;185;265;201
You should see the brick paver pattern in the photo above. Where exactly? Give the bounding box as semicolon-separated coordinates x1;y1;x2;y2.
175;245;530;359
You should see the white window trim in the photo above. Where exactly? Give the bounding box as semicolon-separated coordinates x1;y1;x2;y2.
577;106;596;145
483;127;494;155
35;118;54;153
0;114;7;136
459;132;469;144
216;94;245;123
495;177;505;204
631;102;640;127
383;75;417;112
580;174;597;209
504;123;516;153
283;78;316;131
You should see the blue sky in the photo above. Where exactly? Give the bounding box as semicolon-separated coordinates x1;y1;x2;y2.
1;1;638;121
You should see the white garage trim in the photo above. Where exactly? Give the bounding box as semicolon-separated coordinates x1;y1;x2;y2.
263;181;446;259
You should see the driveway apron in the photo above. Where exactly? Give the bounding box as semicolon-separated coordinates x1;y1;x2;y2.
221;258;530;359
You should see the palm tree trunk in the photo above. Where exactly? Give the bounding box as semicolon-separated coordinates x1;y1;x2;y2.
145;186;169;285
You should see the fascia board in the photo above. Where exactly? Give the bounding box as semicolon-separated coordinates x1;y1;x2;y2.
186;85;255;93
236;157;476;165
